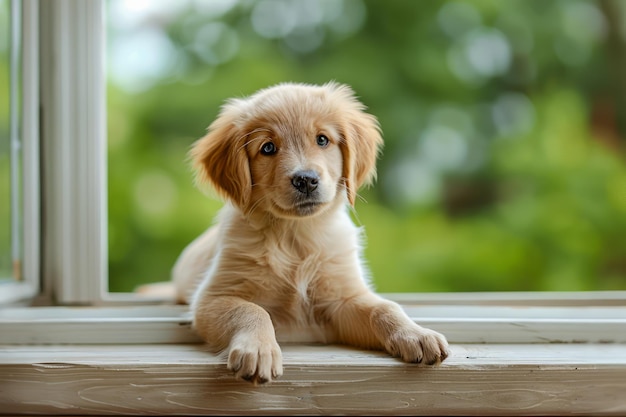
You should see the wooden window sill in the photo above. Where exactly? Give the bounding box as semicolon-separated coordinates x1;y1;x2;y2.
2;342;625;415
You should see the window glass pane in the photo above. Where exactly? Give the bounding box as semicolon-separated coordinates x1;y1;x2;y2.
106;0;626;294
0;0;13;281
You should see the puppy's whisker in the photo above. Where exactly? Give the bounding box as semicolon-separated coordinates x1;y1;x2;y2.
348;205;363;227
239;134;271;152
246;191;270;217
234;127;272;152
342;178;369;206
241;127;272;138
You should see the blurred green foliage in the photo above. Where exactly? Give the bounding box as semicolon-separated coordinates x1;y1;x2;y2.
106;0;626;293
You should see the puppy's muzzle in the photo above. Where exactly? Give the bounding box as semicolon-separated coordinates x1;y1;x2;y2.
291;170;319;196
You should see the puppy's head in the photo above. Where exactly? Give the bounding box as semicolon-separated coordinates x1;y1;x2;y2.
191;82;382;218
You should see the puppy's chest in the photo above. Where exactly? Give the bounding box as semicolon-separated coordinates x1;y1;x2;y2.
263;251;330;340
254;236;327;310
263;239;322;290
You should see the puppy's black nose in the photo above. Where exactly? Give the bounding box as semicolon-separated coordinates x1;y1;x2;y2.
291;170;319;195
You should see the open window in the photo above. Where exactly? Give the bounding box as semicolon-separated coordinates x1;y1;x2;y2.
1;1;626;414
0;0;624;328
2;0;624;306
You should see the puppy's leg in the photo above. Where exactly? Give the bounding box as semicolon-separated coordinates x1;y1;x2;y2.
193;295;283;384
329;292;449;365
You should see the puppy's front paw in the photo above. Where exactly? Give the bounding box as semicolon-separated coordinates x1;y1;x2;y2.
385;325;449;365
227;335;283;384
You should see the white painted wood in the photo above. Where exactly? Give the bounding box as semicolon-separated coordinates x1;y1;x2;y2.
0;282;37;305
9;0;21;281
20;0;40;295
1;343;625;416
386;291;626;306
39;0;107;304
102;289;626;307
1;305;625;344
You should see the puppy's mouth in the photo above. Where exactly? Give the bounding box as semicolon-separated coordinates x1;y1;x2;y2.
294;200;323;216
271;198;327;218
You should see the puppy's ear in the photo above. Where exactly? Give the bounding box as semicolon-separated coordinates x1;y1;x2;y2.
190;102;251;209
332;84;383;206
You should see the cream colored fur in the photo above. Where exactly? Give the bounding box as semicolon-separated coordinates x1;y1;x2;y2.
172;82;449;384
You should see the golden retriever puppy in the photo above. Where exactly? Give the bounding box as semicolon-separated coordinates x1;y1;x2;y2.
173;81;449;384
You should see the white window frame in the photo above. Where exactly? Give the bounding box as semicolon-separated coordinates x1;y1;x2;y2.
3;0;625;317
0;2;625;414
38;0;107;304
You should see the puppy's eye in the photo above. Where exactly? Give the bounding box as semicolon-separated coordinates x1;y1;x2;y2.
260;142;277;155
316;134;330;148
